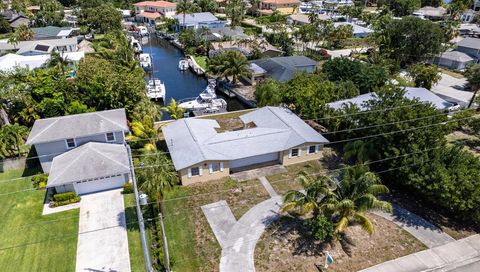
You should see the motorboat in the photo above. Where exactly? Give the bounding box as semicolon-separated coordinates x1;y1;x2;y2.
139;53;152;70
179;82;227;112
130;37;143;53
179;59;189;71
146;79;165;101
138;26;149;36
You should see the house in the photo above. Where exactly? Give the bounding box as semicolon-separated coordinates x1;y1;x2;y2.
322;0;354;11
432;50;476;71
246;56;317;84
456;37;480;60
205;26;249;41
287;13;330;25
461;9;476;23
31;26;76;40
162;106;330;185
412;6;447;20
326;87;455;111
333;22;374;38
0;10;29;29
209;40;282;58
174;12;225;30
0;51;84;71
134;0;177;22
258;0;300;15
0;37;79;55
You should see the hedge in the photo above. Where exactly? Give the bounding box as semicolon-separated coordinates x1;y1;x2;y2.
53;191;77;202
50;197;81;207
31;174;48;189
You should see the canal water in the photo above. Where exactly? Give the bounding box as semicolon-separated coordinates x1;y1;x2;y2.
141;36;246;120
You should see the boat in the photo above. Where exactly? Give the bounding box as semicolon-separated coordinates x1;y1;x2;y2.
139;53;152;70
137;26;149;37
130;37;142;53
179;82;227;113
146;79;166;101
178;59;189;71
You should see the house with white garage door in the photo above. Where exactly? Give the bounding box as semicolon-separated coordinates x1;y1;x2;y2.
162;106;330;185
26;109;131;195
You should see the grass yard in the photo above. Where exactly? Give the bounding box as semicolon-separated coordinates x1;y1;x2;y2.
124;193;147;272
192;55;207;71
0;169;79;272
446;130;480;157
162;178;270;272
255;213;427;272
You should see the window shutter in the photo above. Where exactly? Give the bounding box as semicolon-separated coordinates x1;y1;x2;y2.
298;147;302;156
209;164;213;174
199;167;203;176
220;162;224;172
187;168;192;178
288;149;292;158
316;145;320;153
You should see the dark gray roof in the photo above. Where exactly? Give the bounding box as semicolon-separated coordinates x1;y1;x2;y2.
26;109;129;145
162;106;329;170
327;87;454;111
457;37;480;50
249;56;317;82
47;142;129;187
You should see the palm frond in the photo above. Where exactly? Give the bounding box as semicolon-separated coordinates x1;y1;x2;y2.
354;213;374;235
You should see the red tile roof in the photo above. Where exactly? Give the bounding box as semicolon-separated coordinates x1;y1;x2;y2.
134;1;176;8
139;11;162;19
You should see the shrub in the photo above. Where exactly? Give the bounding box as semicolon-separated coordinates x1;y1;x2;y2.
122;182;134;194
53;191;77;202
31;174;48;189
305;215;336;242
49;196;81;207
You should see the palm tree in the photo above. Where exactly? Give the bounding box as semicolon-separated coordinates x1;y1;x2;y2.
14;25;34;41
126;116;160;151
323;165;392;235
225;0;246;27
161;98;185;120
7;36;19;50
176;0;200;29
216;50;250;85
47;50;71;74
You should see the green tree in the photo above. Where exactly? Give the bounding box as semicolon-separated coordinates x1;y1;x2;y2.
208;50;250;85
254;79;282;107
33;0;65;27
225;0;246;27
305;214;336;242
379;0;421;17
78;3;122;33
13;25;34;41
0;124;29;158
343;140;376;164
0;16;12;34
328;24;353;49
176;0;201;28
195;0;217;12
407;63;441;90
161;98;185;120
127;116;161;151
66;101;94;114
421;0;442;7
465;64;480;108
46;50;72;75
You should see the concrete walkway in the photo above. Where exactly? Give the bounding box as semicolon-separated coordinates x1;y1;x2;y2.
75;189;131;272
201;200;237;249
258;176;278;198
373;204;455;248
230;165;287;182
360;235;480;272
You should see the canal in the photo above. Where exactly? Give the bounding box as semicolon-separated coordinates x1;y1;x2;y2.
141;36;246;119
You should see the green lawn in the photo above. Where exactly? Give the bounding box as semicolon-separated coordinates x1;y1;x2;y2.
192;55;207;71
0;169;79;272
124;193;147;271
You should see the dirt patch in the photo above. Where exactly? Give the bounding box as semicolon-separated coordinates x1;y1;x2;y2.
255;213;426;272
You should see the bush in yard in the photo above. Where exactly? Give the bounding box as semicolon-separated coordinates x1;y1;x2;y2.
122;182;134;194
31;174;48;189
53;191;77;202
305;215;336;242
50;196;81;207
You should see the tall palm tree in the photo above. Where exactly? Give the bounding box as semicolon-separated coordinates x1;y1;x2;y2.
176;0;200;29
220;50;250;85
126;116;160;151
161;98;185;120
225;0;246;27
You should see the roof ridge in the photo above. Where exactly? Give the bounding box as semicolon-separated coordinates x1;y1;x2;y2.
206;128;288;145
266;107;308;144
184;119;207;161
27;118;60;144
89;143;129;170
49;144;90;184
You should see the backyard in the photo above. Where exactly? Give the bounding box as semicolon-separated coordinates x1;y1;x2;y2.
0;169;79;272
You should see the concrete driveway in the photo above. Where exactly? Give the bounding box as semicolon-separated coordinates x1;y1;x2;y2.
432;73;473;107
75;189;131;272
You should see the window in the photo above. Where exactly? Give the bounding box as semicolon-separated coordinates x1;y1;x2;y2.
66;138;76;149
290;148;299;157
190;167;200;177
210;162;223;173
106;132;116;142
308;145;317;154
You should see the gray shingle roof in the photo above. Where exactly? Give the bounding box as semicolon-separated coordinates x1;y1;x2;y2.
326;87;454;111
26;109;129;145
47;142;129;187
439;50;475;62
162;106;329;170
250;56;317;82
457;37;480;50
0;37;78;52
174;12;219;25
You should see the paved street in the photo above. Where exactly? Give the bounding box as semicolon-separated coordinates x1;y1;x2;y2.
75;189;131;272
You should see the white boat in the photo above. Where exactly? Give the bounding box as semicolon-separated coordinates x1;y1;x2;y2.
138;26;149;36
146;79;166;101
130;37;142;53
178;59;189;71
179;82;227;112
139;53;152;70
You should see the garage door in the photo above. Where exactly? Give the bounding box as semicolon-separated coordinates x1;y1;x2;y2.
74;174;126;195
230;153;279;170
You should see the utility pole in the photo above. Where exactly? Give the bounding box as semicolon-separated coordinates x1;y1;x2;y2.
126;144;153;272
159;213;171;272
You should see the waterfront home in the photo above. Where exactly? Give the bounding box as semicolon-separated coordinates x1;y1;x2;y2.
209;40;282;58
205;26;249;41
0;37;78;55
245;56;317;84
134;0;177;22
0;10;29;29
162;106;329;185
31;26;76;40
333;22;373;38
287;13;330;25
326;87;456;111
25;109;131;195
0;51;84;71
258;0;300;15
174;12;225;30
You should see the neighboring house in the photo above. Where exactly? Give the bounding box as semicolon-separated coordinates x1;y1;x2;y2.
258;0;300;15
0;37;79;55
26;5;41;14
474;0;480;11
0;51;84;71
456;37;480;60
209;40;282;58
134;1;177;21
26;109;129;174
326;87;455;111
431;50;476;71
77;39;95;53
412;6;447;20
1;10;29;29
162;106;330;185
246;56;317;84
461;9;476;23
205;26;249;41
31;26;76;40
333;22;374;38
174;12;225;30
287;13;330;25
322;0;354;11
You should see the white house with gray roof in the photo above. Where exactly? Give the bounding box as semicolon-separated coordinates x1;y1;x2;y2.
162;107;329;185
26;109;130;195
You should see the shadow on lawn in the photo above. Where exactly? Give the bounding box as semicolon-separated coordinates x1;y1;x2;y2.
123;202;140;232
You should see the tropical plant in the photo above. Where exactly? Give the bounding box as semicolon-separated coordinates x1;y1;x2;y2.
46;50;72;74
161;98;185;120
465;63;480;108
126;116;161;151
195;0;217;12
176;0;200;28
208;50;250;84
0;124;29;158
254;79;282;107
305;214;336;242
343;140;376;164
225;0;246;27
13;25;34;41
407;63;441;90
